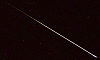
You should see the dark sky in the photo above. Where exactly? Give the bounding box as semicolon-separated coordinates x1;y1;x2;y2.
0;0;100;60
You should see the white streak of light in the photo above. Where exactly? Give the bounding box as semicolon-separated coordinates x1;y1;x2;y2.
7;3;98;58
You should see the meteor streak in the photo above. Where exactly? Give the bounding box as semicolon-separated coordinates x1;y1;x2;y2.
7;3;97;58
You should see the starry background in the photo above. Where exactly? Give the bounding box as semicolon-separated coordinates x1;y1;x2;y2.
0;0;100;60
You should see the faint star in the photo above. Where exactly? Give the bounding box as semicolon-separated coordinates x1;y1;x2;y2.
7;29;8;30
48;53;50;54
87;16;89;18
22;8;24;9
23;40;25;42
5;54;6;55
30;3;32;4
33;2;34;3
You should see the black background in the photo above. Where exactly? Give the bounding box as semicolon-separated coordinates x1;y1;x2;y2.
0;0;100;60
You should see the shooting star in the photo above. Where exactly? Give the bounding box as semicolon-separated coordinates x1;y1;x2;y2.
7;2;97;58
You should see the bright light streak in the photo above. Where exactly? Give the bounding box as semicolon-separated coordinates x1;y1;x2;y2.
7;3;98;58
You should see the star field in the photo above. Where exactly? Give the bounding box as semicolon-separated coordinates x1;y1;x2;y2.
0;0;100;60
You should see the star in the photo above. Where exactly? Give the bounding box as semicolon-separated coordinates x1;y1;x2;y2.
23;40;25;42
40;43;41;44
87;16;90;18
5;54;6;55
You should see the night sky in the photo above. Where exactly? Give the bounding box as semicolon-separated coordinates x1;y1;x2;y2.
0;0;100;60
